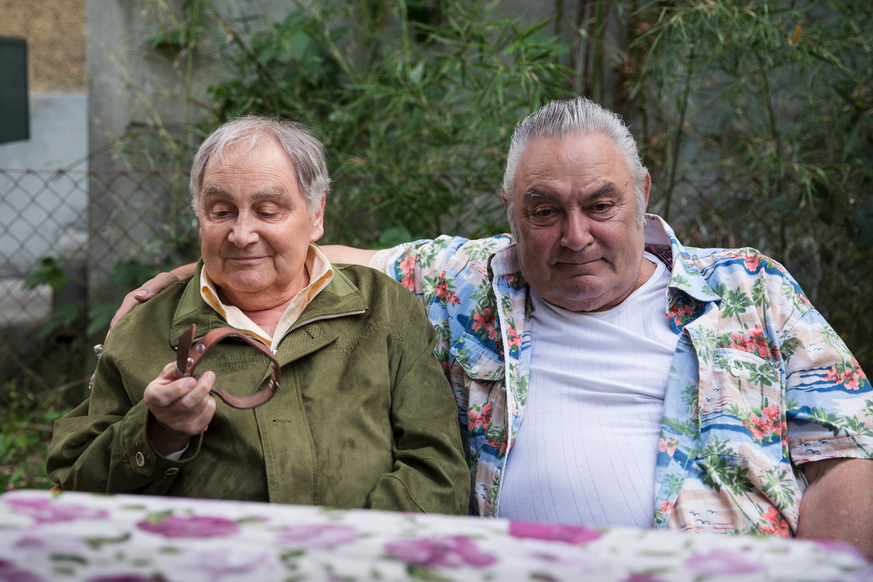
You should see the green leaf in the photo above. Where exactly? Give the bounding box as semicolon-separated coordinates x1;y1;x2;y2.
409;61;425;85
287;32;311;60
112;259;157;288
372;225;414;249
24;257;67;293
88;302;122;336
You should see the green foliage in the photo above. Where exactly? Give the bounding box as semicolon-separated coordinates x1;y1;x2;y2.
23;256;160;337
637;0;873;229
618;0;873;369
0;379;68;491
203;0;573;245
24;257;67;294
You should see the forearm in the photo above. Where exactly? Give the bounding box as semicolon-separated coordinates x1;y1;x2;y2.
320;245;378;267
796;458;873;562
170;262;197;280
147;413;193;457
47;400;192;494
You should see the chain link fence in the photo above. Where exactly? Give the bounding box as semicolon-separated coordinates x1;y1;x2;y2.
2;168;871;409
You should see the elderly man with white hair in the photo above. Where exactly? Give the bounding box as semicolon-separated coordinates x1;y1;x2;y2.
110;99;873;559
47;116;469;514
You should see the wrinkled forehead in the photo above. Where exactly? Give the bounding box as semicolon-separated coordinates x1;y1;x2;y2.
208;134;286;171
514;133;630;192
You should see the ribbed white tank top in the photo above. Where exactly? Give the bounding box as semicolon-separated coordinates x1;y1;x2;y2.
498;254;678;528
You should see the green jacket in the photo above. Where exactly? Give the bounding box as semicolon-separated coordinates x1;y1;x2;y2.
47;263;469;514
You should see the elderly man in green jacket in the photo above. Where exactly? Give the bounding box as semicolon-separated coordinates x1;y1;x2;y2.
46;116;469;514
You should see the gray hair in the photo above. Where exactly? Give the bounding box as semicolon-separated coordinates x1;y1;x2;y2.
502;97;648;230
190;116;330;216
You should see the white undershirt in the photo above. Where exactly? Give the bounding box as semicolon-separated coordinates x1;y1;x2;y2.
497;253;678;528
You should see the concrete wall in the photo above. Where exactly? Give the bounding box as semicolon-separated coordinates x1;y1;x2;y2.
0;93;88;278
0;0;88;333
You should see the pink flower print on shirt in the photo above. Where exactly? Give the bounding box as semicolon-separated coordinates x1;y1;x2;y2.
758;507;790;538
503;273;525;290
398;253;416;291
468;402;494;433
658;437;678;456
472;308;498;341
760;404;787;438
667;302;697;328
724;249;770;274
506;326;521;352
435;274;460;305
824;358;866;390
729;325;777;360
486;436;507;456
742;411;785;442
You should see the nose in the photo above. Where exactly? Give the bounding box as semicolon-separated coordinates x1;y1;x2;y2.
560;210;593;251
227;212;259;247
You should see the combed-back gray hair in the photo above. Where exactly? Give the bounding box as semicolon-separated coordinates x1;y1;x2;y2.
502;97;648;230
190;116;330;216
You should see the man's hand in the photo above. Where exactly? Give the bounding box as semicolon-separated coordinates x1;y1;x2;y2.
110;264;197;329
796;458;873;562
143;362;217;456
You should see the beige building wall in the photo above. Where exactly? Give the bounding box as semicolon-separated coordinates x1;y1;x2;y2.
0;0;86;91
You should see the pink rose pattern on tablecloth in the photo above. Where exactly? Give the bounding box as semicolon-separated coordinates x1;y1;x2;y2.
2;491;872;581
86;576;163;582
385;535;497;569
508;520;601;544
277;523;359;548
171;548;284;582
136;514;240;538
685;548;764;575
4;497;108;523
0;558;48;582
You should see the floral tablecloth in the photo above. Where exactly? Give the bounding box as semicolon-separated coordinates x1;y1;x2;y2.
1;490;870;581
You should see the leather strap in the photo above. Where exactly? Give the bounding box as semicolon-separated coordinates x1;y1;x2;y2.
175;323;280;409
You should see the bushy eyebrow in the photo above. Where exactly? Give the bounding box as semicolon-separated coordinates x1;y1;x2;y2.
201;186;291;204
523;183;616;201
523;190;555;201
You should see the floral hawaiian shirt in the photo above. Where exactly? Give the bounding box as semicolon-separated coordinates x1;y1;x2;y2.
370;214;873;536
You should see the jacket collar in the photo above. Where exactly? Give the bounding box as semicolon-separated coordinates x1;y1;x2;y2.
169;261;368;349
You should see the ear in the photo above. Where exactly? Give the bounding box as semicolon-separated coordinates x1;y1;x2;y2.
642;172;651;209
501;188;510;210
310;196;326;242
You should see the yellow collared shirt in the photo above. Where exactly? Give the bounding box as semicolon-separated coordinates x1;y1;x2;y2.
199;244;334;350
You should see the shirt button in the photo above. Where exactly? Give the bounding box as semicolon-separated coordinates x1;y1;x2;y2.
165;467;179;475
469;366;479;375
135;452;145;467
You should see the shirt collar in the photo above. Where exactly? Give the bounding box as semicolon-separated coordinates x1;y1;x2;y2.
643;214;722;308
199;244;334;349
489;214;721;314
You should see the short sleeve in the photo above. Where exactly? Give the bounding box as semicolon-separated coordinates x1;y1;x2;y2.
784;308;873;464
